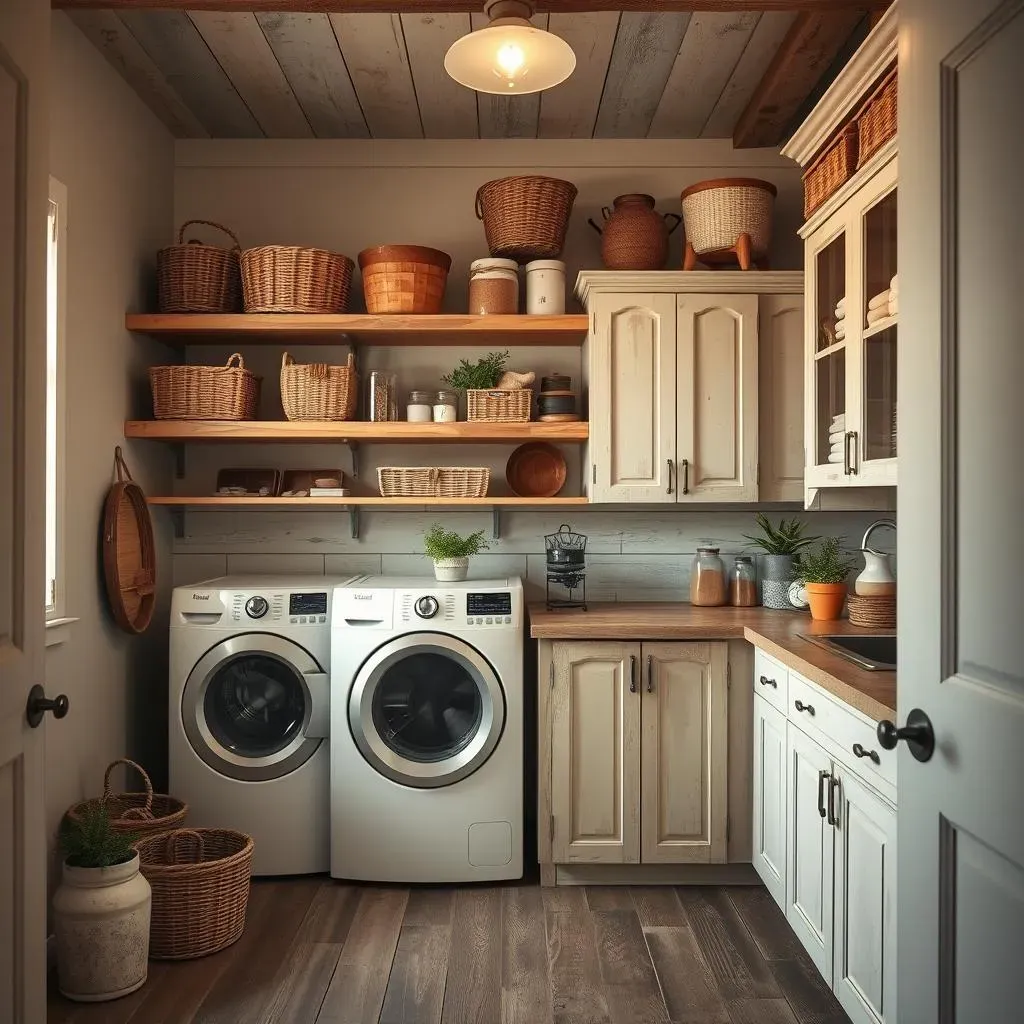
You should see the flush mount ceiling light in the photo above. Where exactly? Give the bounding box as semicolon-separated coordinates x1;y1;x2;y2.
444;0;576;96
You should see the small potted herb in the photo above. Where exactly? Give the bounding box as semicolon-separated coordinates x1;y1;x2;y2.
423;523;489;582
743;513;820;610
797;537;859;621
441;350;509;391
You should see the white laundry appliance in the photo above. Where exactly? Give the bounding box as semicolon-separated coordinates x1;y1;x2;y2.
330;576;524;883
169;575;355;875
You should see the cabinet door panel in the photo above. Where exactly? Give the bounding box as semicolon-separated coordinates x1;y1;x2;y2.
759;293;805;502
832;766;897;1024
640;642;728;864
677;293;759;501
551;642;641;864
786;724;834;982
589;293;677;502
753;695;788;909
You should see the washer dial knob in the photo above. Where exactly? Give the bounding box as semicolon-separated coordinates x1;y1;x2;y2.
414;595;439;619
245;595;269;619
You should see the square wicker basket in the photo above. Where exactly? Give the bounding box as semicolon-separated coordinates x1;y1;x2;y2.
466;388;532;422
802;126;858;218
377;466;490;498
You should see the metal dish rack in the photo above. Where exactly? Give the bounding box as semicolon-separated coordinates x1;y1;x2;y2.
545;524;587;611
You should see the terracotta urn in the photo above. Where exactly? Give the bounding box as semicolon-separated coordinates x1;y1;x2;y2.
588;194;682;270
805;582;848;621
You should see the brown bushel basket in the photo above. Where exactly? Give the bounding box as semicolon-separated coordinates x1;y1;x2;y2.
802;126;858;217
280;351;358;421
241;245;354;313
856;67;897;169
157;220;242;314
476;176;577;262
66;759;188;839
377;466;490;498
137;828;254;960
467;388;532;423
359;245;451;314
150;353;260;420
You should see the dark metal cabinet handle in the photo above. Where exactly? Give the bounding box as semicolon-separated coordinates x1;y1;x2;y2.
759;675;778;689
647;655;653;693
817;770;829;819
877;708;935;763
794;699;815;716
827;775;840;827
843;430;853;476
666;459;674;495
681;458;690;495
629;655;637;694
852;742;881;765
26;684;70;729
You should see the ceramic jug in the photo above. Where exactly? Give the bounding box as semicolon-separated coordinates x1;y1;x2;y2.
588;194;682;271
855;550;896;595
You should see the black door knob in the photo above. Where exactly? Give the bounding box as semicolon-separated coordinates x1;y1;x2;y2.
877;708;934;763
26;684;70;729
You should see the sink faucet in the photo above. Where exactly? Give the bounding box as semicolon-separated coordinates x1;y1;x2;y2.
861;519;896;553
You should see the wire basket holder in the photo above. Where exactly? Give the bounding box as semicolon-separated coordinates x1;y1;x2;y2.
545;523;588;611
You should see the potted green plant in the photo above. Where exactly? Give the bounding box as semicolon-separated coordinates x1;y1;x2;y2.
441;350;509;391
53;804;151;1002
742;514;820;610
423;522;489;582
797;537;859;621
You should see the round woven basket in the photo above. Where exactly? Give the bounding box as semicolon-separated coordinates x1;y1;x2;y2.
359;245;451;314
280;351;357;421
241;245;354;313
476;176;577;262
136;828;253;960
66;759;187;838
680;178;777;257
157;220;241;313
847;594;896;629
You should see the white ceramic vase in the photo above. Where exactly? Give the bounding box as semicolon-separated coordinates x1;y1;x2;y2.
53;852;151;1002
433;557;469;582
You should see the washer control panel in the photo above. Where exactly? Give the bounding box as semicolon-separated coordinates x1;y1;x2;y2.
414;595;439;619
228;591;328;625
245;595;269;619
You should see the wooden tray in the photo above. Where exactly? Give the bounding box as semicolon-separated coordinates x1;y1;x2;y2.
506;442;567;498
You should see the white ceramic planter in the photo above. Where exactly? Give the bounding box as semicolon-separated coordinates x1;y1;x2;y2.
53;853;151;1002
433;557;469;582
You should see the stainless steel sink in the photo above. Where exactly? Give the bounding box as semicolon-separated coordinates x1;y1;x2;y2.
799;633;897;671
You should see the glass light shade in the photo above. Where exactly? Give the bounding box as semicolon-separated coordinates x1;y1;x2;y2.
444;19;576;95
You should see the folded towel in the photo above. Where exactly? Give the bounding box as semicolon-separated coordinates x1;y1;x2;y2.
888;294;899;316
829;430;846;444
835;326;846;341
835;296;846;312
867;305;890;325
834;315;847;330
831;417;846;429
889;273;899;292
827;451;845;464
868;290;890;312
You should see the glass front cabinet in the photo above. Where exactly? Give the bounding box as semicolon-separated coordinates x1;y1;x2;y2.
804;155;898;497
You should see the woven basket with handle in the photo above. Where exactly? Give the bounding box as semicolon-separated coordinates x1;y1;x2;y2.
149;353;260;420
157;220;241;313
280;351;357;421
476;176;577;261
66;759;187;838
136;828;253;960
377;466;490;498
241;245;354;313
856;67;897;168
467;388;532;423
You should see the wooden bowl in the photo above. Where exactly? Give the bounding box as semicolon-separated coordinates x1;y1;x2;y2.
506;442;567;498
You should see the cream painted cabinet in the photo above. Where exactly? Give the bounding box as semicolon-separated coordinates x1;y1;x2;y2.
752;693;788;908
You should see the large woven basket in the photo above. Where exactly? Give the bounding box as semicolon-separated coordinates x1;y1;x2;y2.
157;220;241;314
136;828;253;960
66;759;187;839
280;351;357;421
467;388;532;423
359;245;451;314
241;245;354;313
476;176;577;262
150;353;260;420
856;67;897;168
681;178;777;257
803;126;858;217
378;466;490;498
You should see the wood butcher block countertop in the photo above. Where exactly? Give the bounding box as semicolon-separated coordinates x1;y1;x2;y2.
528;603;896;722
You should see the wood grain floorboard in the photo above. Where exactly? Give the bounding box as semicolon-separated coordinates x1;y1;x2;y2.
379;925;450;1024
771;959;850;1024
48;963;170;1024
541;885;589;914
545;892;612;1024
297;882;363;943
403;888;454;927
592;910;671;1024
265;941;343;1024
725;887;805;961
501;886;553;1024
728;997;800;1024
586;886;637;912
631;887;688;928
642;927;729;1024
440;888;502;1024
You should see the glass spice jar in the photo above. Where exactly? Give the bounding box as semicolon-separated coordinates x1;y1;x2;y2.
729;556;759;607
406;390;432;422
690;547;727;607
433;389;458;422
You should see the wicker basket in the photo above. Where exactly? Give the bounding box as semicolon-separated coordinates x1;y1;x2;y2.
847;594;896;629
467;388;532;423
150;353;260;420
476;176;578;262
856;67;897;168
240;245;354;313
377;466;490;498
358;245;451;314
157;220;242;314
680;178;777;258
803;126;858;217
66;759;187;839
136;828;253;960
280;352;357;421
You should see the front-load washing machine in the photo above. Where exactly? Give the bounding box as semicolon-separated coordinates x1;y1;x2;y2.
170;575;355;875
330;576;523;883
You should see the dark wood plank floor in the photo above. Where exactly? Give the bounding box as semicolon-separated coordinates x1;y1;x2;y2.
48;881;850;1024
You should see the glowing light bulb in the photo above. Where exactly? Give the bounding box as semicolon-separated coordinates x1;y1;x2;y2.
495;42;526;80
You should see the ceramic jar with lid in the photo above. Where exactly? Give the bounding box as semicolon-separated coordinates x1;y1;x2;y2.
406;390;432;422
433;389;458;422
588;194;682;270
468;258;518;315
525;260;565;315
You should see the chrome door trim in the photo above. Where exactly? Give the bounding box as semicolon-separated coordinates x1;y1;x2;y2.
182;633;325;782
348;632;506;789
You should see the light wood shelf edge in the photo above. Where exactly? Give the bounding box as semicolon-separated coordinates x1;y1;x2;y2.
863;314;897;339
147;496;590;507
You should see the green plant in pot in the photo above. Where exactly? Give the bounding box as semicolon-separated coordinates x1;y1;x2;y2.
743;514;820;610
441;350;509;391
797;537;859;621
423;522;489;582
53;804;151;1002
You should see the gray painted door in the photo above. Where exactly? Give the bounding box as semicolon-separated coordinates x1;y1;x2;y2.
898;1;1024;1020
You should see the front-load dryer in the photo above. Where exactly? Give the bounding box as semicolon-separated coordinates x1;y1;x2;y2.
170;574;355;875
330;576;523;883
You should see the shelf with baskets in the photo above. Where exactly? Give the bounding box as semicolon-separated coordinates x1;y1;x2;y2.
146;495;589;508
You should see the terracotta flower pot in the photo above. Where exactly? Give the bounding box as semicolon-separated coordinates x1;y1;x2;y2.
805;582;848;621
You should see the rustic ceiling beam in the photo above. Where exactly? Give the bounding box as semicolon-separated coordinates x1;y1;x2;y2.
52;2;889;13
732;9;863;148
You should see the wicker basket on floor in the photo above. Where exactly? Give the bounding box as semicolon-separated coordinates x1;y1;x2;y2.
467;388;532;423
476;176;577;261
280;352;357;421
847;594;896;629
149;353;260;420
856;67;897;168
157;220;242;314
136;828;253;960
378;466;490;498
802;126;858;217
241;245;354;313
358;245;451;314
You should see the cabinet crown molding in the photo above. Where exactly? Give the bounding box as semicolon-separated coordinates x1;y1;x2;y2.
575;270;803;305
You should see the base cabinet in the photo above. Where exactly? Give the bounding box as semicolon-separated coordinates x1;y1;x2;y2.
752;694;788;909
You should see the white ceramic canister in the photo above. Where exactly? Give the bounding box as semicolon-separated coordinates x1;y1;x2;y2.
525;260;566;315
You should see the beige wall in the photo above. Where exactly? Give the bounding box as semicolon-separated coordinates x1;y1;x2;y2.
45;12;174;853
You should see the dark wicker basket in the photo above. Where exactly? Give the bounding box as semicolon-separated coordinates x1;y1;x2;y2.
476;175;577;261
65;759;187;838
157;220;241;313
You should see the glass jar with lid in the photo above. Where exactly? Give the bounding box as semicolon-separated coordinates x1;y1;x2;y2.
433;389;459;422
406;390;432;422
690;547;727;607
468;258;519;315
368;371;398;422
729;556;758;607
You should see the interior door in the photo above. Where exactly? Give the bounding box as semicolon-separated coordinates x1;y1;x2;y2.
752;695;788;909
898;2;1024;1020
0;0;48;1020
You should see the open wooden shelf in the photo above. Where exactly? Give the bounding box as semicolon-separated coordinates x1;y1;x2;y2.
124;420;588;444
863;314;897;339
147;496;589;508
125;313;589;347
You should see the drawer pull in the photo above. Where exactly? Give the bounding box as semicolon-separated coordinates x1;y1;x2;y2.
852;742;881;765
827;775;840;827
817;769;829;819
759;675;778;689
629;655;637;694
794;699;815;716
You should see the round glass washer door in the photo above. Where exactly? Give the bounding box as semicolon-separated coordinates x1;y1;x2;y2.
182;634;325;782
348;633;505;789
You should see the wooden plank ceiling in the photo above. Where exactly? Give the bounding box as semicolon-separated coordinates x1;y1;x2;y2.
65;5;870;144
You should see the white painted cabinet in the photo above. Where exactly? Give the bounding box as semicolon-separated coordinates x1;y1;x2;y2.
752;693;788;909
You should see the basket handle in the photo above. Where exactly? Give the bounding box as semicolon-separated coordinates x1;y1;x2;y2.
164;829;205;864
281;352;295;370
225;353;246;369
102;758;154;815
177;219;240;251
113;446;134;484
474;187;485;221
601;206;613;221
586;218;603;236
663;212;683;235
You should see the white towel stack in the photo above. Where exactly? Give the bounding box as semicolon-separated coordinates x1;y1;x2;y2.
828;413;847;463
834;296;847;341
866;273;899;325
888;273;898;316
